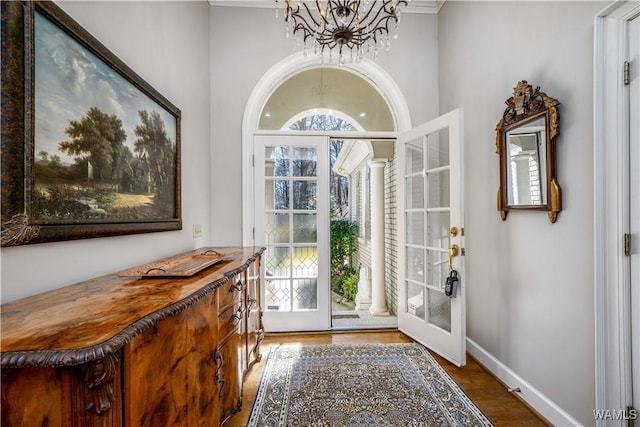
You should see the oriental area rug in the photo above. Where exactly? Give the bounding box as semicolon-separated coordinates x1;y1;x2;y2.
247;343;494;427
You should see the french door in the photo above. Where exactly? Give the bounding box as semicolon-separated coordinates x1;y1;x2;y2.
254;135;331;332
397;109;466;367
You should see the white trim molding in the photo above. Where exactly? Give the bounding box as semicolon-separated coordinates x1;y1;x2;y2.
241;51;412;245
467;339;583;427
594;2;639;426
209;1;443;14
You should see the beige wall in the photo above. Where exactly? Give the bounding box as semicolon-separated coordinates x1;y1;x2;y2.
0;3;608;423
438;2;607;424
1;1;212;303
209;6;439;245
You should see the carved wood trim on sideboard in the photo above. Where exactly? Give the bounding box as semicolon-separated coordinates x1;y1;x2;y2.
0;247;265;370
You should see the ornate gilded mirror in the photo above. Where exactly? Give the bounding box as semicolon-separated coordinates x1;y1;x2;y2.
496;81;561;223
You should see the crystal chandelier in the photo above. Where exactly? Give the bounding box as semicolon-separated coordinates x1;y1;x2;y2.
276;0;409;64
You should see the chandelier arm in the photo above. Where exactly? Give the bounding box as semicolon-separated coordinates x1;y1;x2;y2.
293;23;316;42
374;15;396;34
365;12;401;41
326;0;342;28
344;1;360;32
386;0;409;12
290;7;325;41
277;0;407;61
300;1;323;29
361;3;395;30
356;0;379;25
284;1;301;22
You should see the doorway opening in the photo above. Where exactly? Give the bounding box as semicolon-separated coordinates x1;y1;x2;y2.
329;137;398;330
279;111;398;330
245;56;412;332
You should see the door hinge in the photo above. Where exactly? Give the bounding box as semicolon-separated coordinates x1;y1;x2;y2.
627;405;636;427
624;61;630;85
624;233;631;256
252;154;255;167
253;227;255;241
461;227;465;236
461;248;466;256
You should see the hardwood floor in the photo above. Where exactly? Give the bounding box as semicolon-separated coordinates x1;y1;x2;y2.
225;330;550;427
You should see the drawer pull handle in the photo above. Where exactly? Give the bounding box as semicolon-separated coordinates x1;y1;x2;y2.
229;308;245;324
230;281;245;292
144;267;166;275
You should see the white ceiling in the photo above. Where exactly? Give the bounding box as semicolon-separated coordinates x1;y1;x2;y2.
208;1;443;14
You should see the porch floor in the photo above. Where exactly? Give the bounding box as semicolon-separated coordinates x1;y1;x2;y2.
331;292;398;330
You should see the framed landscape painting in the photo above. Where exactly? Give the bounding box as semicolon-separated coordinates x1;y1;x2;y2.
1;1;182;246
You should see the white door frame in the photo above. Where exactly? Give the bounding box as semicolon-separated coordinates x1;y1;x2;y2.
241;52;412;246
594;2;639;424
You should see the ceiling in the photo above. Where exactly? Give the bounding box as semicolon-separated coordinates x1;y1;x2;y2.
208;1;444;14
259;68;395;131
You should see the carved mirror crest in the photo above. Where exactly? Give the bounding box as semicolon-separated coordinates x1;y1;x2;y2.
496;81;561;223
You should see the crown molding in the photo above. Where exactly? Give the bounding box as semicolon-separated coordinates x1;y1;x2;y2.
208;0;444;14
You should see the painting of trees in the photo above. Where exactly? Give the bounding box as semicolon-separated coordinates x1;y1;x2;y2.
33;106;176;222
0;0;181;246
58;107;128;182
134;110;176;214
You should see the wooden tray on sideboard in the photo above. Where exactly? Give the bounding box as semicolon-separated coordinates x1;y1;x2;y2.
119;250;226;277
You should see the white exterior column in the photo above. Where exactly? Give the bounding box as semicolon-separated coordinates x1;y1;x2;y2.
355;266;371;311
369;159;389;316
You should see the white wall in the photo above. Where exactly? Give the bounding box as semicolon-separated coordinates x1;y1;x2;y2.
0;1;211;304
438;2;606;425
209;6;438;245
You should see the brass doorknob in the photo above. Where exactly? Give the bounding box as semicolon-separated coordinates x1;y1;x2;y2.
448;244;459;268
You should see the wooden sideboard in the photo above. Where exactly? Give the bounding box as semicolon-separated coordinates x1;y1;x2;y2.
0;246;264;427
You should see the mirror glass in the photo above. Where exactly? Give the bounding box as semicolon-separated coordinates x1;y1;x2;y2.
495;81;561;223
505;115;547;206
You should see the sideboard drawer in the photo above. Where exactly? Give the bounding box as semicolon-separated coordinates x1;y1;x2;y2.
218;275;244;313
218;302;242;340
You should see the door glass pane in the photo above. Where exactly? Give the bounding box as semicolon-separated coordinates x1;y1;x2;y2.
426;211;450;249
427;170;450;208
426;128;449;169
426;249;448;288
406;282;425;321
265;213;289;244
293;279;318;309
406;138;424;174
293;213;316;243
293;181;317;209
265;180;289;210
405;176;425;209
427;288;451;332
292;147;317;176
265;246;290;277
406;247;424;283
265;146;289;177
405;212;424;246
292;246;318;277
257;136;328;327
265;279;291;311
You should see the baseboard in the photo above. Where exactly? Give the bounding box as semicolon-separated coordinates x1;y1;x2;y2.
467;338;582;427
